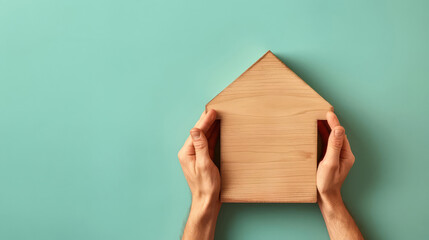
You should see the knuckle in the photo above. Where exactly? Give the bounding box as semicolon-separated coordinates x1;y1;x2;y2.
332;139;343;149
177;150;183;160
321;160;338;169
350;155;356;164
328;146;340;154
177;152;187;163
198;160;211;170
327;162;338;169
199;162;209;170
193;140;207;150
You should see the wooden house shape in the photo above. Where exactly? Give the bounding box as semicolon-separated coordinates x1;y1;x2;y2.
206;51;333;203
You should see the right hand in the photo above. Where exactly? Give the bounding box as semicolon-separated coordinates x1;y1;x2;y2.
317;111;356;204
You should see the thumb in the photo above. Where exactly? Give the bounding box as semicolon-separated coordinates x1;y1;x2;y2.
190;128;210;161
324;126;345;164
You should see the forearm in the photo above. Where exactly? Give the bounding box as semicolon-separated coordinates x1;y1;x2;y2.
319;195;363;240
182;198;221;240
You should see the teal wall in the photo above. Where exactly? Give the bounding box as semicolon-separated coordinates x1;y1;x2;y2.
1;0;428;239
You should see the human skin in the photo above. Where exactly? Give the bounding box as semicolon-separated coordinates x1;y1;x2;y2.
178;110;220;240
178;110;363;240
317;112;364;240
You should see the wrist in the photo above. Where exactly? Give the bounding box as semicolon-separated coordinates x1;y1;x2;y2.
182;197;220;240
190;196;221;220
318;192;345;216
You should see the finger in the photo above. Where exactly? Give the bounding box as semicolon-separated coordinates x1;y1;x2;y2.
194;111;207;127
187;109;216;146
190;128;211;165
180;110;217;157
189;110;216;143
327;111;341;129
323;126;345;166
196;109;216;132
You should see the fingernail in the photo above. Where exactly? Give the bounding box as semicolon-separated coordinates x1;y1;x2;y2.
190;130;201;140
334;128;344;137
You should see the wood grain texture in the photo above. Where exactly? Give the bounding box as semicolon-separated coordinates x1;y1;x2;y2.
206;51;333;203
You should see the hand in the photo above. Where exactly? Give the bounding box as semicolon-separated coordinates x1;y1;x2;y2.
317;111;363;240
317;111;355;204
178;110;220;240
178;109;220;207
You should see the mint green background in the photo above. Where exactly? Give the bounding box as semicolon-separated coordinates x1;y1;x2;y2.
0;0;428;239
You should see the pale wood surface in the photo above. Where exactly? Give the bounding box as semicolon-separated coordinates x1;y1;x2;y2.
206;51;333;203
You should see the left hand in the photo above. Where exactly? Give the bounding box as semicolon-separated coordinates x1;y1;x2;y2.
178;109;221;209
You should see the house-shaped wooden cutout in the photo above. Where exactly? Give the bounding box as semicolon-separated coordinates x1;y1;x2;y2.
206;51;333;203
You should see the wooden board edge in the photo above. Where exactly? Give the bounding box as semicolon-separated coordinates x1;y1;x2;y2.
206;50;273;108
220;197;317;204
